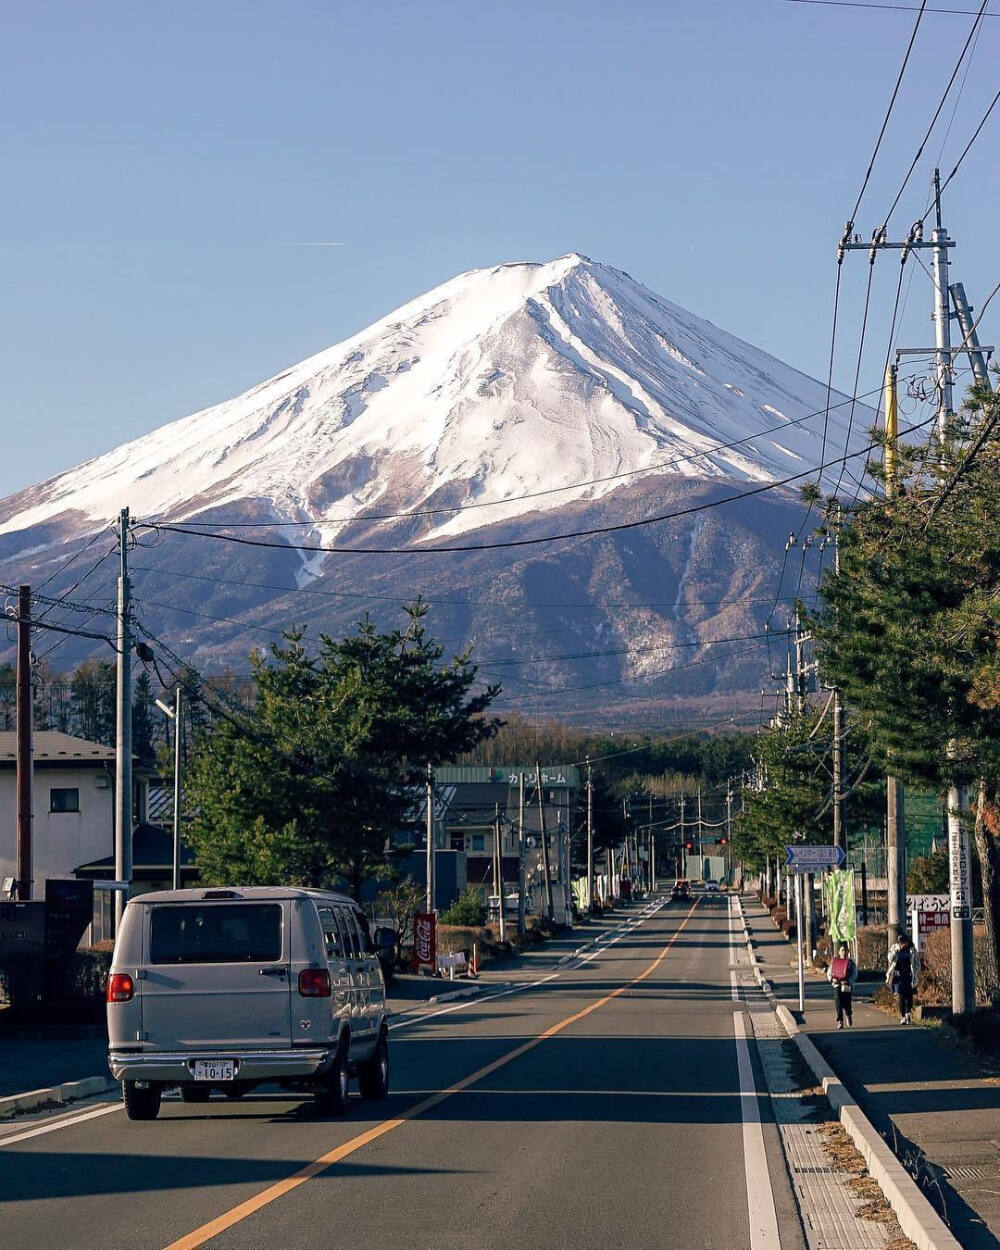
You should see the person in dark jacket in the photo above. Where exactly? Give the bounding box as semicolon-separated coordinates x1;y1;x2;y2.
886;931;919;1024
827;940;857;1028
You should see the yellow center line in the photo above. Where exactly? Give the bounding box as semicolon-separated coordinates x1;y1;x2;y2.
163;899;698;1250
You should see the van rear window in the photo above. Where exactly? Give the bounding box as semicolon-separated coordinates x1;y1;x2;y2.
150;904;282;964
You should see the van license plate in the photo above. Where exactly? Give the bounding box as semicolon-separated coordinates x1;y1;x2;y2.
192;1060;235;1082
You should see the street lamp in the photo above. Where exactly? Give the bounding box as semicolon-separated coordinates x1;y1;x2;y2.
155;687;183;890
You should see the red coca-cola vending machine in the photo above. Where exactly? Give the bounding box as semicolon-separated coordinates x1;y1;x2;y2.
412;911;437;973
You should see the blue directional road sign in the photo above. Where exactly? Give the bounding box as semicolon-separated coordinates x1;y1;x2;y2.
785;844;846;871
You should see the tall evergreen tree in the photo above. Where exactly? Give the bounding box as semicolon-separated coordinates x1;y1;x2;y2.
185;604;501;892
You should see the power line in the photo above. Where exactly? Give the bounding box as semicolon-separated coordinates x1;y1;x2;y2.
136;409;938;558
882;0;989;225
151;379;893;532
847;0;929;227
774;0;996;15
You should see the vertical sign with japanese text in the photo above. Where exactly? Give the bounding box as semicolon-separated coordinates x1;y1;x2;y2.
949;820;972;920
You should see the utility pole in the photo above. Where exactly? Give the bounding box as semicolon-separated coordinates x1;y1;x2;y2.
114;507;133;934
884;365;906;942
679;792;686;878
586;757;594;915
830;504;845;850
726;782;733;885
840;174;976;963
948;783;974;1013
697;787;703;879
949;282;992;386
156;688;184;891
494;803;505;943
16;586;32;902
425;763;434;913
931;169;954;441
517;771;526;935
171;684;182;890
536;762;554;922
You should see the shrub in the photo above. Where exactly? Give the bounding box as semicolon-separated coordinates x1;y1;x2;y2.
921;925;998;1005
856;925;889;975
440;889;487;927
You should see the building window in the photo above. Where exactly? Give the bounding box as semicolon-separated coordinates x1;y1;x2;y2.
471;834;485;852
50;787;80;813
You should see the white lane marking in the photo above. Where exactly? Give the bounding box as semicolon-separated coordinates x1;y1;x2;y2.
734;1011;781;1250
391;901;667;1030
0;904;668;1145
730;969;741;1002
0;1100;121;1146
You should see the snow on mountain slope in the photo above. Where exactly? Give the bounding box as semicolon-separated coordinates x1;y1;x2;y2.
0;254;872;548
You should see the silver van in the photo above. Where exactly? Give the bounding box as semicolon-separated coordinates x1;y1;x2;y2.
107;886;390;1121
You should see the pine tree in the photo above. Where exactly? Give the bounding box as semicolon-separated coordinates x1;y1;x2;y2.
185;604;501;892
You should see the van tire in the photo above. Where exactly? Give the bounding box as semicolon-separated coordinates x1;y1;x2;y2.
179;1085;212;1103
358;1032;389;1101
123;1080;162;1121
314;1042;349;1116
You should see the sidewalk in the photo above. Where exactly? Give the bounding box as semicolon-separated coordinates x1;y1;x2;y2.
0;900;649;1106
742;894;1000;1250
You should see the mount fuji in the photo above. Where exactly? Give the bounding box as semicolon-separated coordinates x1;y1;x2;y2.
0;255;873;725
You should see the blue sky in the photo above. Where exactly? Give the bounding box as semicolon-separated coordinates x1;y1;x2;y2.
2;0;998;495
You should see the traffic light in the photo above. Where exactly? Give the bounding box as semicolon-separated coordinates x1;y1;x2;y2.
720;837;728;846
685;842;693;851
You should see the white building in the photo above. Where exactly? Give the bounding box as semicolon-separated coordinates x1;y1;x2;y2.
0;731;117;898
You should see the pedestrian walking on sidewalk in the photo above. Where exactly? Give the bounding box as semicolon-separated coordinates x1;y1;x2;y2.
827;941;857;1029
886;931;918;1024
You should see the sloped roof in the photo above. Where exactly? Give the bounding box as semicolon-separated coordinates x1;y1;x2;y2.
0;731;115;763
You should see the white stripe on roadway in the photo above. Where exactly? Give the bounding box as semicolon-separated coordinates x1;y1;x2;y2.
734;1013;781;1250
729;892;781;1250
0;1101;121;1146
0;900;668;1146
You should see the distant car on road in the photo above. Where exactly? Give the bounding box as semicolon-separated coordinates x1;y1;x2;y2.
703;879;721;892
670;879;691;902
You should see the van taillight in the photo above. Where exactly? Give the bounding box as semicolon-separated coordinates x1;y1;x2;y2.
106;973;134;1003
298;968;331;998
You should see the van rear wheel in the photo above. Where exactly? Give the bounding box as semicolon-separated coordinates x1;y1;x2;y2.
314;1042;349;1116
123;1080;161;1121
358;1032;389;1101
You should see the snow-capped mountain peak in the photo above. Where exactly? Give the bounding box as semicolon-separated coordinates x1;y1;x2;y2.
0;254;869;549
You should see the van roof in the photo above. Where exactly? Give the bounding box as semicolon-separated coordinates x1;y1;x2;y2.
125;886;360;906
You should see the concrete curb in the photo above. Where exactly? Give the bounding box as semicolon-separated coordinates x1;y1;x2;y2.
0;1075;116;1120
748;913;963;1250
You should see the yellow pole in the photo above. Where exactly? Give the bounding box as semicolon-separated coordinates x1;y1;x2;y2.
884;363;898;495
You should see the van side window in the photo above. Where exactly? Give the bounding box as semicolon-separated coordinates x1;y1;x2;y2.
353;911;375;954
317;906;344;960
336;907;360;959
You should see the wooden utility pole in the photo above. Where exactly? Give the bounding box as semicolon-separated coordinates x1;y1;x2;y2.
517;771;526;936
16;585;32;901
425;763;434;913
536;762;553;921
114;507;133;933
494;803;505;942
585;757;594;914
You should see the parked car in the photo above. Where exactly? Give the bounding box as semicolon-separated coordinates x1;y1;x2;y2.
703;879;721;892
670;879;691;902
107;886;390;1121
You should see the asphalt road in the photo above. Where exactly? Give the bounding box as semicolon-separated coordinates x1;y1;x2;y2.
0;896;806;1249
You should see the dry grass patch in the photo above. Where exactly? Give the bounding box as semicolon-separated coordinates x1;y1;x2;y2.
818;1121;916;1247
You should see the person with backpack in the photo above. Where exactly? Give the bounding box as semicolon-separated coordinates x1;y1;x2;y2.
827;940;857;1029
886;931;919;1024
